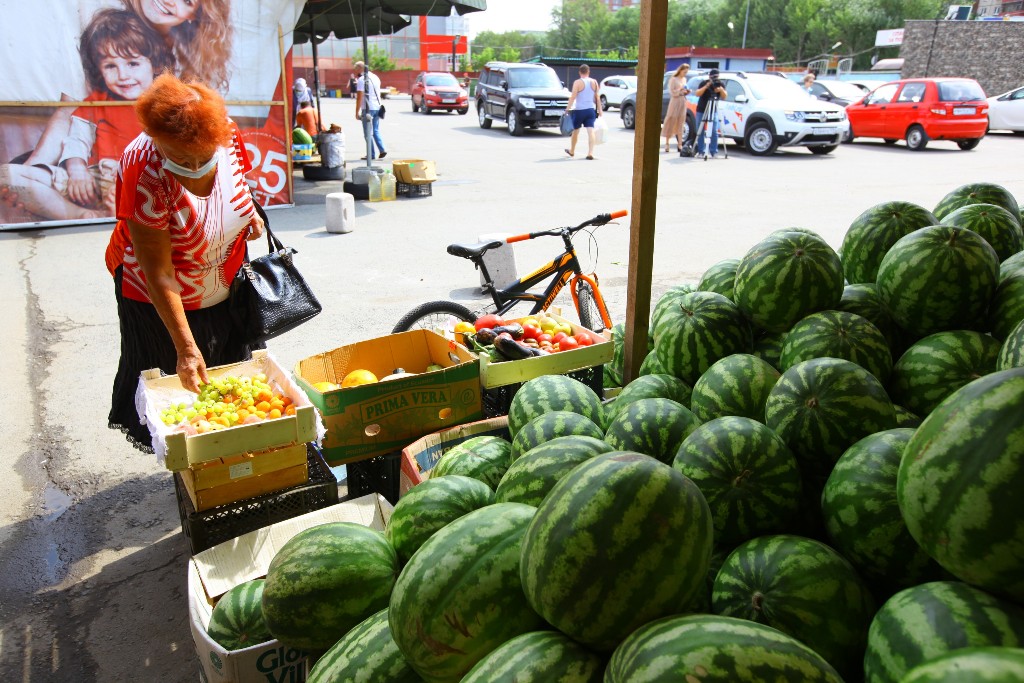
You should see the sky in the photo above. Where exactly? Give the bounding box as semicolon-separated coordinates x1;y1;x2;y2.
464;0;561;37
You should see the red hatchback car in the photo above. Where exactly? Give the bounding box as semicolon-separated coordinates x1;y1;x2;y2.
845;77;988;150
411;72;469;115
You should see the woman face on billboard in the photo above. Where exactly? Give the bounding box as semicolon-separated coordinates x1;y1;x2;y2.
132;0;200;33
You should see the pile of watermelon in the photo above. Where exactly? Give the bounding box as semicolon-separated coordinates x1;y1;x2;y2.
205;182;1024;683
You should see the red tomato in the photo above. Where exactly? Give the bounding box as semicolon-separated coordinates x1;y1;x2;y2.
522;324;541;340
474;314;504;331
573;334;593;347
559;336;580;351
552;332;568;344
538;333;553;344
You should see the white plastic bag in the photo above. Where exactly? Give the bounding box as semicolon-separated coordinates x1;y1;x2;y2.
594;117;608;145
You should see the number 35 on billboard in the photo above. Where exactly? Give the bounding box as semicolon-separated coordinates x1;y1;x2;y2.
242;129;290;206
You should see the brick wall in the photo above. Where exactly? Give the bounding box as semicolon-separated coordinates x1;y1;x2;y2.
900;20;1024;96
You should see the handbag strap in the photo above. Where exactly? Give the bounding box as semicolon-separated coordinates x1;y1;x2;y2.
244;195;290;261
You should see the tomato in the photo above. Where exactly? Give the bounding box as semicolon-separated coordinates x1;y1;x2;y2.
474;314;504;331
522;324;541;340
552;331;568;344
573;334;593;347
538;333;553;344
559;336;580;351
454;321;476;335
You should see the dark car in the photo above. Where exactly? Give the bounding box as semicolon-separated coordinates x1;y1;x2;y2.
807;79;870;107
411;72;469;114
476;62;571;136
619;71;697;143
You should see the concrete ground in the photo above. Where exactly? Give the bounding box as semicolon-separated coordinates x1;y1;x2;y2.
0;92;1021;681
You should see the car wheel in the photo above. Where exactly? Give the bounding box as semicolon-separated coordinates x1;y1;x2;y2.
411;97;419;113
883;139;898;145
905;125;928;151
684;111;697;144
842;126;855;143
622;104;636;130
600;94;608;110
477;102;491;129
422;101;431;115
458;107;468;115
957;138;981;151
809;145;837;155
507;108;523;136
745;122;778;156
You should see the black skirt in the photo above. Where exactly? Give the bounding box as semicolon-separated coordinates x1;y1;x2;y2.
108;267;263;453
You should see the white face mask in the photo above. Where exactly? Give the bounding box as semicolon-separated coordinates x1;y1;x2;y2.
161;151;218;179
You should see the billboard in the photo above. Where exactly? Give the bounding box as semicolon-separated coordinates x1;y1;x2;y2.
874;28;905;47
0;0;305;229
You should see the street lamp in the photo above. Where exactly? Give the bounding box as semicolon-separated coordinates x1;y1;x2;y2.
830;41;843;51
452;34;461;73
728;21;735;48
742;0;751;48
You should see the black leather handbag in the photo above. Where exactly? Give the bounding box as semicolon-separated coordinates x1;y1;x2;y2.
230;202;322;343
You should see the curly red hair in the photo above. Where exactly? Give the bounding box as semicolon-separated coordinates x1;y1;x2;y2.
135;73;232;157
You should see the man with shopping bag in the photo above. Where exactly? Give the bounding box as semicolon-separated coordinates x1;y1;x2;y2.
563;64;604;160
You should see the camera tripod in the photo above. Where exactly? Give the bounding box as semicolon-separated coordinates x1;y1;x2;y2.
696;88;728;161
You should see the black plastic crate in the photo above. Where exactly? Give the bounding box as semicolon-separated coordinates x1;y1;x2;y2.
345;452;402;505
482;364;605;419
174;443;339;555
397;181;432;197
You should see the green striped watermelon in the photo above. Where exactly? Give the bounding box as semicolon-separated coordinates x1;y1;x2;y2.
752;330;787;371
1001;251;1024;281
606;322;626;388
389;503;543;683
894;405;923;428
262;523;399;651
933;182;1021;222
674;416;801;545
651;283;698;337
605;614;844;683
460;631;604;683
507;376;603;438
941;203;1024;262
765;357;897;478
385;475;494;565
863;581;1024;683
734;229;844;334
897;368;1024;602
898;647;1024;683
989;270;1024;340
821;429;943;593
638;348;671;376
698;258;741;301
653;291;749;385
308;608;421;683
520;452;713;652
997;318;1024;370
429;436;511;489
495;435;612;506
888;330;1001;416
509;411;604;461
781;310;893;381
207;579;272;651
876;225;999;336
837;283;911;354
607;373;692;423
603;397;702;464
689;353;781;423
841;201;939;284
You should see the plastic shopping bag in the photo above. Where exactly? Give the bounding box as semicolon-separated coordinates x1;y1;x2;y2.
594;117;608;145
559;112;574;136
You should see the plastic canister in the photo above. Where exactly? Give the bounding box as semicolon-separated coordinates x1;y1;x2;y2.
381;171;397;201
368;172;383;202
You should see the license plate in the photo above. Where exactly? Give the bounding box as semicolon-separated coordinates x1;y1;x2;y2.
442;99;455;104
546;109;564;117
815;127;837;135
953;107;975;115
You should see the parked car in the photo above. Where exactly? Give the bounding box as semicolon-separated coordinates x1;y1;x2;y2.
987;85;1024;134
845;77;988;150
411;72;469;114
808;79;870;107
476;62;571;136
599;75;637;110
619;72;697;144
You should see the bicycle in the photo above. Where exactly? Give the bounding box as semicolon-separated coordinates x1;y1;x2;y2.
392;210;628;335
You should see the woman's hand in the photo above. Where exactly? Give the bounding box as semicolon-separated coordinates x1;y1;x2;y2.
246;208;265;241
177;345;210;394
65;159;97;207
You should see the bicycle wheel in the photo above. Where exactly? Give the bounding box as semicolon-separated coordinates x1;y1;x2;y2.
575;281;606;333
392;301;477;334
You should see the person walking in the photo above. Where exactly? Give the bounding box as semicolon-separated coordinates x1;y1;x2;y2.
564;64;603;160
353;61;386;160
661;64;691;153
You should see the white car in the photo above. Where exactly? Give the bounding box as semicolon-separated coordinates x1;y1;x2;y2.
702;72;850;155
987;85;1024;134
599;75;637;110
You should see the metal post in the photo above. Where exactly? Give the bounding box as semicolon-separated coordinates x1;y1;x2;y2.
742;0;751;49
361;0;372;168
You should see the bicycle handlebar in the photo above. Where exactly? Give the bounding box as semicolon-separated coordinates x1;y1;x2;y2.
505;210;628;244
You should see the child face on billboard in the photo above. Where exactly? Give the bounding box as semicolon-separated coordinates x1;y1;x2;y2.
137;0;200;30
100;50;156;100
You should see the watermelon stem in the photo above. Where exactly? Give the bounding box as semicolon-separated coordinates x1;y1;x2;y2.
751;591;764;613
733;469;753;487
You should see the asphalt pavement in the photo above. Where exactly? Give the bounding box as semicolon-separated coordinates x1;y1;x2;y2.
1;93;1022;681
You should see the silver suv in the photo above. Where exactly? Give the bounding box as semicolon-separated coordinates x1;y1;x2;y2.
476;62;571;136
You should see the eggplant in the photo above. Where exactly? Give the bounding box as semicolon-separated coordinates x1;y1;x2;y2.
494;334;535;360
491;323;525;340
474;328;498;345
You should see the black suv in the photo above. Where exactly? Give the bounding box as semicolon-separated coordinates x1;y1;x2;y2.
476;62;571;136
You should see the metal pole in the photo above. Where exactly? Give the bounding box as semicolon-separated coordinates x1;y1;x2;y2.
362;0;372;168
312;36;323;132
742;0;751;49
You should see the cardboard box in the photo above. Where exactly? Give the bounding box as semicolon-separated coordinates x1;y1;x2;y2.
391;159;437;185
296;330;482;465
179;442;310;512
399;416;510;495
188;494;392;683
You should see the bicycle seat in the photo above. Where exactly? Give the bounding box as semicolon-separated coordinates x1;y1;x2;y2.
447;240;504;259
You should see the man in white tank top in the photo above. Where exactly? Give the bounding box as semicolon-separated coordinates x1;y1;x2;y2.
564;64;603;160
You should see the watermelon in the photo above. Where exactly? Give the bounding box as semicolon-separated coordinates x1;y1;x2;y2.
507;375;603;438
698;258;741;301
606;322;626;387
897;368;1024;602
752;330;786;371
520;452;713;652
941;203;1023;262
888;330;1001;416
307;608;421;683
894;405;922;428
262;523;399;651
821;429;943;593
989;270;1024;340
765;357;897;478
933;182;1021;222
674;416;801;545
652;291;749;385
603;397;702;464
689;353;780;423
876;225;999;336
292;126;314;145
389;503;543;682
898;647;1024;683
841;200;939;284
207;579;272;651
712;534;876;677
460;631;604;683
837;283;911;354
495;435;612;506
605;614;844;683
781;310;893;381
385;475;494;565
997;318;1024;370
638;348;671;375
863;581;1024;683
1001;251;1024;281
651;283;698;336
607;373;692;423
733;229;844;334
509;411;604;461
429;435;511;489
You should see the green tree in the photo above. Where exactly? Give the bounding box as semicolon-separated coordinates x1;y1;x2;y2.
353;44;396;71
549;0;611;55
470;46;497;71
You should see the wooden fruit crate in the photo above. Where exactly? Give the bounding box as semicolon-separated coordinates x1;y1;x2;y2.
178;442;310;512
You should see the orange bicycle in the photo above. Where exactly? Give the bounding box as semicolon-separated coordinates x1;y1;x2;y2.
392;210;627;334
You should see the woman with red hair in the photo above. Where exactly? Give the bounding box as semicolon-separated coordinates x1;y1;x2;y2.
106;73;264;451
